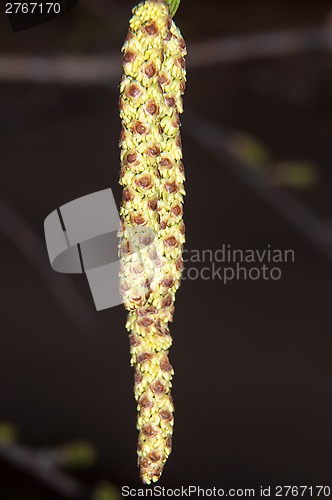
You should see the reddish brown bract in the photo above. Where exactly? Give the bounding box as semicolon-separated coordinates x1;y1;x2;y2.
150;380;166;395
144;62;157;78
124;51;136;63
144;22;158;36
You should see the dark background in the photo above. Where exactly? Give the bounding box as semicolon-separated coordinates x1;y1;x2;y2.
0;0;332;498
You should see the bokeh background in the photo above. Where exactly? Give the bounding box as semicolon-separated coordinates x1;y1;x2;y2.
1;0;332;498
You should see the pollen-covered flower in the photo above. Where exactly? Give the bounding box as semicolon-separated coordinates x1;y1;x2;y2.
119;0;186;485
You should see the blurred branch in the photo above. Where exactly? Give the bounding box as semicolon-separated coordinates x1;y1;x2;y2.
188;25;332;68
183;111;332;264
0;54;121;85
1;26;332;84
37;441;97;469
0;198;96;331
0;441;86;498
0;424;120;499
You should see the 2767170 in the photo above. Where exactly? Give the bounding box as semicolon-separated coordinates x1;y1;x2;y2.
274;486;331;497
5;2;62;14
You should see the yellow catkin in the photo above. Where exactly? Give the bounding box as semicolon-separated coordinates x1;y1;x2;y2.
118;0;186;484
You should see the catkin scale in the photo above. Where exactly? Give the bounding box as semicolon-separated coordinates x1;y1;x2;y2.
119;0;186;484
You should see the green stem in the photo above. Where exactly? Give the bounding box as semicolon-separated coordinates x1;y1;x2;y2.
165;0;181;17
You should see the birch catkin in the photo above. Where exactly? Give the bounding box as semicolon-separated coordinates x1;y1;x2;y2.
118;0;186;484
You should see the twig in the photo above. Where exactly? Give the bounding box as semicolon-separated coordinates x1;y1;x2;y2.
0;442;86;499
0;198;96;331
0;54;122;84
1;26;332;84
183;111;332;264
188;25;332;69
